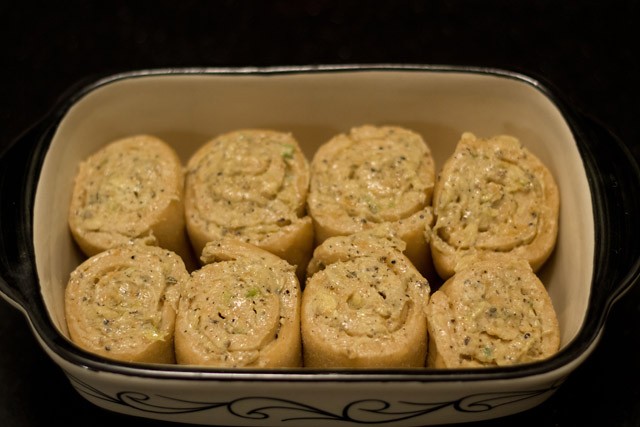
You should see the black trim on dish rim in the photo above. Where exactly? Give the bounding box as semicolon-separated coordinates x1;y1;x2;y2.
0;65;638;382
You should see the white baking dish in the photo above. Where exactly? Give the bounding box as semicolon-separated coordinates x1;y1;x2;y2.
1;65;638;426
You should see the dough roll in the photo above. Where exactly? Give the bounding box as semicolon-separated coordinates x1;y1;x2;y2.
184;130;313;279
307;125;436;277
302;230;431;368
426;254;560;368
64;243;187;364
68;135;193;267
175;238;302;368
430;132;560;279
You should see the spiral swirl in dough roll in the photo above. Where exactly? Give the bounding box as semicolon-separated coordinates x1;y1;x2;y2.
175;238;302;368
430;133;560;279
64;243;187;364
302;230;430;368
307;125;436;277
426;254;560;368
185;130;313;278
68;135;193;266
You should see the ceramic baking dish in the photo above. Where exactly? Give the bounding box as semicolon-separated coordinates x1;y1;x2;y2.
1;65;639;426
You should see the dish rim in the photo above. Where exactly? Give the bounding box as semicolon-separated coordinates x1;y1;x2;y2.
3;63;637;383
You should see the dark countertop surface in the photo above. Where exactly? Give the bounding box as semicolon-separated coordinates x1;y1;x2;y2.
1;2;639;426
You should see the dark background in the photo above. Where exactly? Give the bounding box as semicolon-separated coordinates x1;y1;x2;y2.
1;1;639;426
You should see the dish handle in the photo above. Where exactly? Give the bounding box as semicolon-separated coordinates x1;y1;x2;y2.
0;117;53;313
576;113;640;323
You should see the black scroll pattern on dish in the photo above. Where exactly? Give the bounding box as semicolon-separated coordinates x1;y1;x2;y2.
67;373;562;424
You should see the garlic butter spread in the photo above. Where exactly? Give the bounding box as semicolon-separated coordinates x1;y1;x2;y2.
427;256;560;368
308;257;413;340
185;130;310;250
68;135;184;256
302;232;430;367
308;125;435;239
431;132;559;278
175;239;301;368
64;244;185;363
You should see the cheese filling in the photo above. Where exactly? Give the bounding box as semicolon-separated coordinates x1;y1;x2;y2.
309;257;412;339
186;131;307;243
180;257;291;365
434;134;544;252
72;140;180;239
433;263;558;367
310;126;435;228
66;248;181;354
